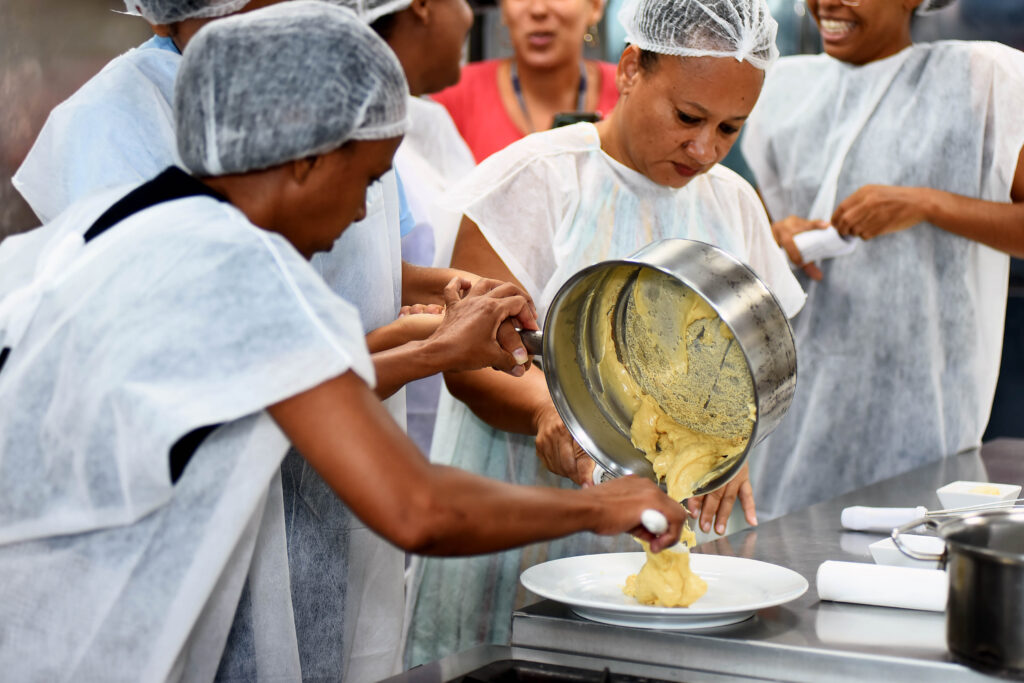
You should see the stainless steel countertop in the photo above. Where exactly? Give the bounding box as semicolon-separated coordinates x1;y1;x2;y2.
382;644;771;682
510;439;1024;682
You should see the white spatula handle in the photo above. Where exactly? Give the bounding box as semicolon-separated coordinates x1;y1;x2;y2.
841;506;928;532
641;509;668;535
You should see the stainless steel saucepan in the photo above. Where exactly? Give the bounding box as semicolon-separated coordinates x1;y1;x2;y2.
518;238;797;499
893;508;1024;678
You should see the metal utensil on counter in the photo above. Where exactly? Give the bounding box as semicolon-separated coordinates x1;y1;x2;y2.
842;500;1024;532
519;238;797;498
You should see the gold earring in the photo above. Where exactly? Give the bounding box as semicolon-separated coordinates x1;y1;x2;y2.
583;24;600;48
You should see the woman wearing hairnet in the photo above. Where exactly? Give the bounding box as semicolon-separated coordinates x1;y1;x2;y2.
12;3;532;678
405;0;806;666
0;4;687;681
739;0;1024;521
11;0;518;392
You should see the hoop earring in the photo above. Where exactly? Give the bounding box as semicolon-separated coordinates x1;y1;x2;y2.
582;24;600;49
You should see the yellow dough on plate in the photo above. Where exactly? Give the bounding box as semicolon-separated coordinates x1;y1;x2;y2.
624;533;707;608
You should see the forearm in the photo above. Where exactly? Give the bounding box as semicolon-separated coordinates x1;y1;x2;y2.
401;261;476;306
406;464;601;555
372;339;448;399
444;364;552;435
924;189;1024;257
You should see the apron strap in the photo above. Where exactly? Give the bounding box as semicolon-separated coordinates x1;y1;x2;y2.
84;166;228;243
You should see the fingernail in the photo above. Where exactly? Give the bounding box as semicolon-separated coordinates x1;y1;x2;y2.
702;521;710;532
752;516;758;526
691;508;701;518
513;347;528;364
512;365;525;377
716;523;725;535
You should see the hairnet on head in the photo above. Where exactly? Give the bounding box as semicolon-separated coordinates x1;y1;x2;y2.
916;0;956;14
324;0;413;25
121;0;249;24
617;0;779;71
175;1;409;177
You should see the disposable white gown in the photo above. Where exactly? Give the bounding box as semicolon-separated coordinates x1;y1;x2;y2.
740;41;1024;520
12;36;181;223
405;122;805;667
0;188;375;681
395;95;476;456
10;36;407;680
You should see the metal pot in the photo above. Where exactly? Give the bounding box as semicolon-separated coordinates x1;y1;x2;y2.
518;238;797;498
893;509;1024;678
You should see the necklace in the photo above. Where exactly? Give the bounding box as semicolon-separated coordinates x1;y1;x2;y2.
510;60;587;133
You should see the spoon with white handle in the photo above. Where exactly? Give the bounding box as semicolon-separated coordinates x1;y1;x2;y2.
592;466;669;535
641;509;668;535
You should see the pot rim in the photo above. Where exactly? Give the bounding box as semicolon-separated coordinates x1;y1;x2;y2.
937;508;1024;564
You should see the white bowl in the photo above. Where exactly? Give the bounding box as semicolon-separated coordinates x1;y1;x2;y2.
869;535;945;569
935;480;1021;512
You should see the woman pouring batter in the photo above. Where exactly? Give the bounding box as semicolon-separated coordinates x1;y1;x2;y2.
0;5;686;680
406;0;806;667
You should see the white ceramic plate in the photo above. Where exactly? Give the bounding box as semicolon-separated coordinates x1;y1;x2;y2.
520;552;808;630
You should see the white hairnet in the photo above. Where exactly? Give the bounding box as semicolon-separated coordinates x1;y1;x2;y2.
916;0;956;14
326;0;413;25
121;0;249;24
175;1;410;176
617;0;779;71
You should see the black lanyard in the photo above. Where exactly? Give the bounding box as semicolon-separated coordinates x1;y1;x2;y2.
510;59;587;133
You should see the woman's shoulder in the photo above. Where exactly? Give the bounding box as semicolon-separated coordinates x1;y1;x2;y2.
920;40;1024;80
448;124;596;200
697;164;763;206
488;123;599;168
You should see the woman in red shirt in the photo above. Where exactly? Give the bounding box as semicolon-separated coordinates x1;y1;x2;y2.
432;0;618;163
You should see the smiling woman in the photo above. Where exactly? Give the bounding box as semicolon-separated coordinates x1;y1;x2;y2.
404;0;808;668
739;0;1024;521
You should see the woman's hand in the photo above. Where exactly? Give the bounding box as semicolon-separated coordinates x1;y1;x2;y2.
832;185;929;240
685;463;756;536
771;215;829;281
533;404;595;486
427;276;539;376
588;476;688;553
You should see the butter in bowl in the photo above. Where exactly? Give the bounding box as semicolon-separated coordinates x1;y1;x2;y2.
935;480;1021;511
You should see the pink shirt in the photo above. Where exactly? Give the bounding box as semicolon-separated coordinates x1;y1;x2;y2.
431;59;620;163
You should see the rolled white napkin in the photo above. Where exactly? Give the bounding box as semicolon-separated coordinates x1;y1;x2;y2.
793;225;857;264
816;560;947;612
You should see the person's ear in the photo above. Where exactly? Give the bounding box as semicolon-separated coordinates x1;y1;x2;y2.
150;23;172;37
408;0;430;24
588;0;606;27
617;44;642;95
289;156;320;185
902;0;924;13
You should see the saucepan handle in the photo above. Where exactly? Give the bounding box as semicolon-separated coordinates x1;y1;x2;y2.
519;329;543;357
891;517;946;562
